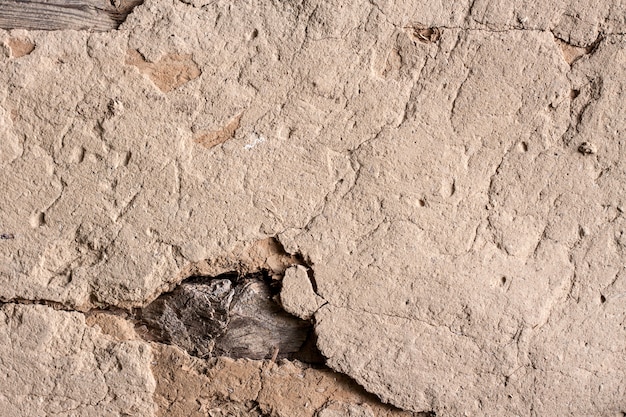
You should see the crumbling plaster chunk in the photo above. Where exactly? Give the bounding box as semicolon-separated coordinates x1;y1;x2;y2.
0;303;156;416
280;265;325;320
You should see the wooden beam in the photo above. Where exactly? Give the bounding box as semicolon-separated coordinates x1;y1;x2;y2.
0;0;144;31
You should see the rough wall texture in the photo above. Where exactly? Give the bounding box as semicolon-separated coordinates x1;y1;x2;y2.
1;1;625;416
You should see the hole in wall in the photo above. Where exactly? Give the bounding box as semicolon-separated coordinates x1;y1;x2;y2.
30;211;45;228
134;269;324;364
578;141;597;155
247;28;259;41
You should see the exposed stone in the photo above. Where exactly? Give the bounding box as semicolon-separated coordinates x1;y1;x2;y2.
137;272;312;360
213;276;311;360
0;0;144;31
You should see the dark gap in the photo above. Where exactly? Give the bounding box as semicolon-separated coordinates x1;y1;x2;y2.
304;266;319;293
577;141;596;155
0;296;85;313
106;0;145;25
584;32;604;56
134;269;324;364
600;294;606;303
293;328;326;365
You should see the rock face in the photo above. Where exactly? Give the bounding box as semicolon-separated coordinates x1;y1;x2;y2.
1;1;626;416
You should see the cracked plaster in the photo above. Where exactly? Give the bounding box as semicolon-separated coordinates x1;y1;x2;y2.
1;0;626;415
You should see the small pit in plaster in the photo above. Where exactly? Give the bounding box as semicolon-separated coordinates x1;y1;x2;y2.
520;142;529;152
0;0;144;31
30;211;46;228
405;25;442;44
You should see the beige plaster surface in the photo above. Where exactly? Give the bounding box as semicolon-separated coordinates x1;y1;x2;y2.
1;1;625;415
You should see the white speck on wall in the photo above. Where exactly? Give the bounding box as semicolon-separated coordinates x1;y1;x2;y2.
244;133;266;150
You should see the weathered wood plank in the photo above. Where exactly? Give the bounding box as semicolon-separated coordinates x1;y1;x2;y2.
0;0;143;31
136;272;313;361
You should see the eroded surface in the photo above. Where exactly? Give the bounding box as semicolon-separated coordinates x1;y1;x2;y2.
1;0;625;415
